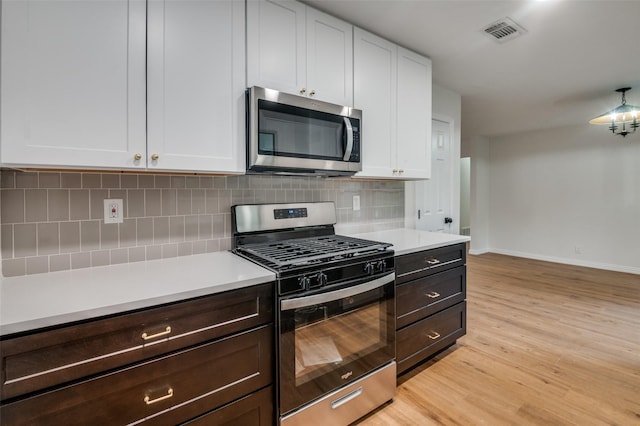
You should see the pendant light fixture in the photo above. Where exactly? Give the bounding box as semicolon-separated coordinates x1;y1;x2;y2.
589;88;639;137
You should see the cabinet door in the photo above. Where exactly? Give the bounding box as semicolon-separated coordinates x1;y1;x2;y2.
353;28;397;179
306;8;353;106
396;47;432;179
0;0;146;169
247;0;306;96
147;0;245;173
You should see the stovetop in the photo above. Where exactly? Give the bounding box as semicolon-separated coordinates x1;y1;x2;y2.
232;202;394;295
235;234;391;270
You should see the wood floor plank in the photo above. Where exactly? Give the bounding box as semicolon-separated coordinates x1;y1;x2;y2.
356;252;640;425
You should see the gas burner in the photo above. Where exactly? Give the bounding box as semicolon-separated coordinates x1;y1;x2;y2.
236;235;391;269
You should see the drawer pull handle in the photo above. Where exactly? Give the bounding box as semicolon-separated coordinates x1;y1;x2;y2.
144;388;173;405
141;326;172;341
331;387;363;409
426;258;441;265
426;291;441;299
427;331;441;340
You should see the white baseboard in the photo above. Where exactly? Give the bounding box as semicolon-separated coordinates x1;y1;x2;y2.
468;249;489;255
488;248;640;275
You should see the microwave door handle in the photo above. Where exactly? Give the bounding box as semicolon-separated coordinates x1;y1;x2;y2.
342;117;354;161
281;272;395;311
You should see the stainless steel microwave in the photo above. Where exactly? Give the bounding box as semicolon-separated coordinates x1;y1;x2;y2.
246;86;362;176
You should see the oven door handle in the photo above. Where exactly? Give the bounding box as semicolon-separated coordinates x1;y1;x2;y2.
281;272;395;311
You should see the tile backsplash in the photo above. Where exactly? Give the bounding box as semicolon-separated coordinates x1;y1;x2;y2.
0;171;404;277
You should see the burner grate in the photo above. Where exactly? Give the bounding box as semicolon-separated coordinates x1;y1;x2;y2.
237;235;390;268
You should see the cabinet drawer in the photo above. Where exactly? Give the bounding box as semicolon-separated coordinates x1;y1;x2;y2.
397;302;466;374
396;266;466;328
1;283;273;400
182;386;273;426
396;244;465;284
0;325;273;426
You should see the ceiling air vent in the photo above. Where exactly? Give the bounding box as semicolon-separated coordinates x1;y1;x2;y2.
483;17;527;43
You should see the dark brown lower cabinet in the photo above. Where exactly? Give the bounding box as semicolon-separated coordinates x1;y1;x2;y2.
182;386;273;426
397;302;466;373
395;243;467;375
0;283;276;426
1;326;273;425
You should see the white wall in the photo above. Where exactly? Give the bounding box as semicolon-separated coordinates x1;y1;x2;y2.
477;123;640;273
406;83;462;232
470;136;490;254
459;157;470;232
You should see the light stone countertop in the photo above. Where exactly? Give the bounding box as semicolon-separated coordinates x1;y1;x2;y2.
0;251;275;336
348;228;470;256
0;228;467;337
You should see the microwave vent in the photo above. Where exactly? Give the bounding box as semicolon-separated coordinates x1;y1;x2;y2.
483;17;527;43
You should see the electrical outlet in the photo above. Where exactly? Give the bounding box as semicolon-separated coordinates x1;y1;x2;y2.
574;245;582;255
104;199;123;224
352;195;360;211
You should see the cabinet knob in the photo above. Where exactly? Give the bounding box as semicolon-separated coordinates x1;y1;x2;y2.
392;169;398;174
309;90;316;96
134;153;142;161
399;169;404;174
300;87;306;94
151;154;159;161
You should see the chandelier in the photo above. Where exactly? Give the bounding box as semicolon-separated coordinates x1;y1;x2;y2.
589;88;639;137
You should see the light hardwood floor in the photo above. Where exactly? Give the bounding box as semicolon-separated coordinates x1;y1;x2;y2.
357;252;640;425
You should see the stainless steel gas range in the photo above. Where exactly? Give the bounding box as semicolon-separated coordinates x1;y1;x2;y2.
232;202;396;426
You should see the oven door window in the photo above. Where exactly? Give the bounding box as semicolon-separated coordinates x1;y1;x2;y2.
258;99;354;161
279;275;394;415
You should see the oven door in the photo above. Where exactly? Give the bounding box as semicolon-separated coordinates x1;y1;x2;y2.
278;272;395;416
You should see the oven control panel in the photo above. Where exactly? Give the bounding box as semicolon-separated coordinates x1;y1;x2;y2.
274;208;308;219
280;254;395;295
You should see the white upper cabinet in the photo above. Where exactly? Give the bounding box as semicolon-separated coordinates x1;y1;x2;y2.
147;0;245;173
353;28;397;178
305;8;353;106
1;0;245;174
396;47;432;179
247;0;306;97
1;0;147;170
354;28;431;180
247;0;353;106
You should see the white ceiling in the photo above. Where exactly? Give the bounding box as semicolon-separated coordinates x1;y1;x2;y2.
303;0;640;140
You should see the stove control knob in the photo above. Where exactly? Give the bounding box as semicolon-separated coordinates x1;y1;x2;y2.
298;276;310;290
376;260;387;273
364;262;375;275
316;272;328;287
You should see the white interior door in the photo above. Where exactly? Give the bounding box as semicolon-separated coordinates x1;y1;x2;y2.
415;118;452;232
